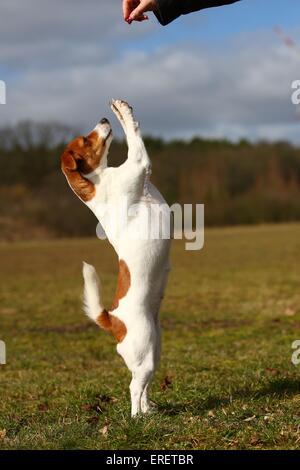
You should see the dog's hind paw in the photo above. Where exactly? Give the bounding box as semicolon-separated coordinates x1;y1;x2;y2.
141;400;158;415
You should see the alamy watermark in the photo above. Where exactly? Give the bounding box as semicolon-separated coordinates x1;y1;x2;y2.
95;197;204;251
291;80;300;105
0;340;6;365
291;340;300;366
0;80;6;104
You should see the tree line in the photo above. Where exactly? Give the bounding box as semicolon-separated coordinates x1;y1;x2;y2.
0;121;300;240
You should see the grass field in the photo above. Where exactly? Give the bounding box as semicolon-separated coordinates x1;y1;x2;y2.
1;223;300;450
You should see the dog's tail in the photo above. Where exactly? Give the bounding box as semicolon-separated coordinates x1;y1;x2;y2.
82;261;127;342
82;262;105;324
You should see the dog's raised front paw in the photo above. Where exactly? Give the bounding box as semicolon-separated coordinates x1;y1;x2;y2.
111;99;133;116
110;99;139;132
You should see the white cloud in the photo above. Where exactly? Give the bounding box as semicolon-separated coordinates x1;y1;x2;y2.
0;0;155;69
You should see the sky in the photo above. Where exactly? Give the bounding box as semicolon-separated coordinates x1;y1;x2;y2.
0;0;300;143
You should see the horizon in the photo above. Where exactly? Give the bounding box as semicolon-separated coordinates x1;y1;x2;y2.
2;118;300;149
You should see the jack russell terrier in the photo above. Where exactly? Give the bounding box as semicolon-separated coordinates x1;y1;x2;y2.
61;100;171;417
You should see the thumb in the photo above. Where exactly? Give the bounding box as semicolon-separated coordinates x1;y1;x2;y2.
129;1;148;20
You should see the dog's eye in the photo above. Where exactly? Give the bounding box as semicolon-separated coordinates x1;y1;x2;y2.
83;136;88;145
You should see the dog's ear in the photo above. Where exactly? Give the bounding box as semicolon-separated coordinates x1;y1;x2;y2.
61;149;78;172
61;149;96;202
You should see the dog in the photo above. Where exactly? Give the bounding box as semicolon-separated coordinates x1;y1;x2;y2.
61;100;171;416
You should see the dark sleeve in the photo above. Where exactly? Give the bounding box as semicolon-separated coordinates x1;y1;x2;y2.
154;0;241;26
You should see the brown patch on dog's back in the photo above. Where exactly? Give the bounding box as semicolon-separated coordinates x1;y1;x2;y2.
111;259;131;311
96;310;127;343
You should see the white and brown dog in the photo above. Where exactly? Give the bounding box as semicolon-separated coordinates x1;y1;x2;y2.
61;100;171;417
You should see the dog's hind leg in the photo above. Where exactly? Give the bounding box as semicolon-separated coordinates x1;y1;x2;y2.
141;382;152;414
130;365;155;417
141;354;160;413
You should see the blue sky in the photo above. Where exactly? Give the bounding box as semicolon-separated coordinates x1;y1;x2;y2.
124;0;300;52
1;0;300;143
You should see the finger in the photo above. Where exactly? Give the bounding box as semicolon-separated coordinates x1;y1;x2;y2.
126;13;148;24
129;2;148;21
132;13;149;22
123;0;138;20
122;0;130;20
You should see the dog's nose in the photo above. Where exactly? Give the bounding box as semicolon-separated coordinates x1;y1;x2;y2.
100;118;109;125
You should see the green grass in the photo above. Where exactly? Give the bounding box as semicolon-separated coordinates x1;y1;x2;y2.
1;223;300;449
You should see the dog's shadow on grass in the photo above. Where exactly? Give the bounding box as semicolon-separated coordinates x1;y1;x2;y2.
159;377;300;416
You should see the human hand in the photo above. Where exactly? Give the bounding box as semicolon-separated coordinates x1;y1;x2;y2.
123;0;158;24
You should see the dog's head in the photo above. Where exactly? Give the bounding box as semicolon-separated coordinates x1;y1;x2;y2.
61;118;113;176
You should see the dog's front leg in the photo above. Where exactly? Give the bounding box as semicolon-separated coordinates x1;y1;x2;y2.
111;100;151;178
